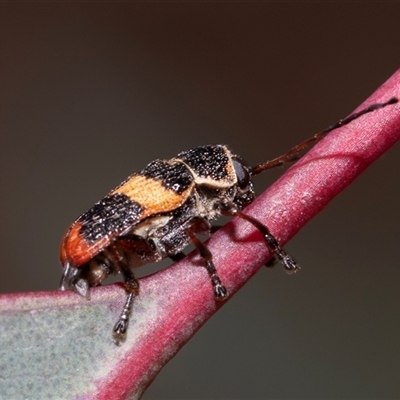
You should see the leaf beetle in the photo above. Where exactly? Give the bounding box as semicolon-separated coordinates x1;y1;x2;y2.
59;97;397;343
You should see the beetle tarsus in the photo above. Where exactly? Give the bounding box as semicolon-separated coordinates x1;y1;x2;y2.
211;274;228;299
221;203;300;274
113;292;135;344
262;233;300;274
277;252;300;274
113;320;128;344
187;222;229;300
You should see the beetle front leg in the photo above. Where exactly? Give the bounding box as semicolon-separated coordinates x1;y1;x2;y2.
187;218;228;300
221;203;300;274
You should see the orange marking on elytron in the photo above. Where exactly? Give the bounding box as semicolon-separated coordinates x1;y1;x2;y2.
60;221;110;266
112;174;195;218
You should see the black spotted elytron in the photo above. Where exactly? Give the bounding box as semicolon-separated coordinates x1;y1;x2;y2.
60;97;397;343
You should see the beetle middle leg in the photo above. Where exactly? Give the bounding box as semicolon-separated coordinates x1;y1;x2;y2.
221;202;300;274
186;217;228;300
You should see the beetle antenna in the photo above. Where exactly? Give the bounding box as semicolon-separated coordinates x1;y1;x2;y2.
250;97;398;176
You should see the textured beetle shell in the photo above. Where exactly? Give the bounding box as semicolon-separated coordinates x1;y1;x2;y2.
60;145;237;268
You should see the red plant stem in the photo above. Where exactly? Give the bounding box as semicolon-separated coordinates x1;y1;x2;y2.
97;70;400;399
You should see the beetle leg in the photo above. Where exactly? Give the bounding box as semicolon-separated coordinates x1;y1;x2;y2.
112;264;139;344
103;242;140;344
187;218;228;300
221;203;300;274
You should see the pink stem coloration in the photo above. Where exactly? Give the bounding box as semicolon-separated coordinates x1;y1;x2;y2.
0;70;399;400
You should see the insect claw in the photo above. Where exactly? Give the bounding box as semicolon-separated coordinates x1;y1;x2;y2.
211;275;228;299
214;284;228;299
112;292;135;344
113;320;128;345
280;255;300;274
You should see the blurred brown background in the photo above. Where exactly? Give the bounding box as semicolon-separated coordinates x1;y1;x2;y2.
1;3;400;399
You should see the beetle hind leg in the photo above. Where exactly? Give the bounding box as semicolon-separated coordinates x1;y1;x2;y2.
187;218;228;300
113;266;139;345
113;292;135;344
105;242;141;344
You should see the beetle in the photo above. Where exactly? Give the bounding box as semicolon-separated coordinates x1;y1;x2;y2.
60;97;397;343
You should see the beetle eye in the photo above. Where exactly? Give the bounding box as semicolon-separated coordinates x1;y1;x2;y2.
232;157;250;190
